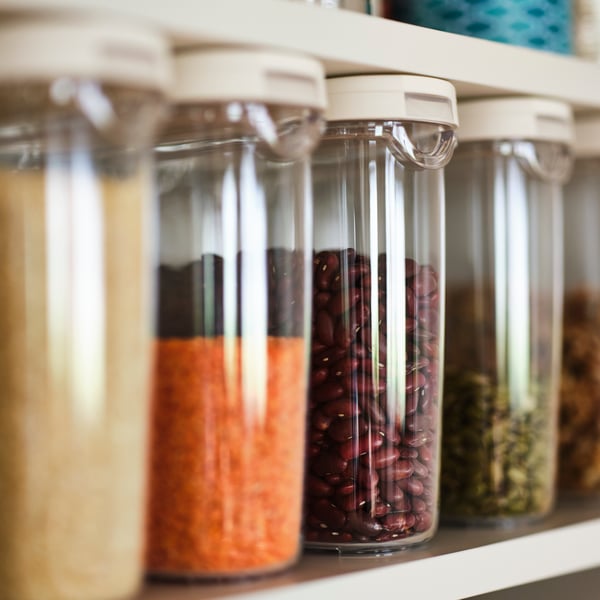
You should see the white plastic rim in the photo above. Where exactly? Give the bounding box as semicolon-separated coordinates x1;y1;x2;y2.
457;97;574;145
573;115;600;157
325;74;459;127
173;47;327;110
0;15;172;93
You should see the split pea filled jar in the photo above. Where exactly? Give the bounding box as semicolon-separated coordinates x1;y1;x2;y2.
305;75;458;552
559;115;600;495
147;48;326;578
0;15;170;600
443;98;574;525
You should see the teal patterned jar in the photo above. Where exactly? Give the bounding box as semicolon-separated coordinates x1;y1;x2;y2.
394;0;572;54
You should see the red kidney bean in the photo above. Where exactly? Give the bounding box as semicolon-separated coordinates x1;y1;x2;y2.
328;417;366;442
398;478;424;496
356;464;379;489
346;512;384;536
310;367;329;388
315;291;331;309
412;497;427;514
310;430;325;444
380;483;405;505
305;249;440;546
331;357;359;379
380;460;414;481
335;479;356;496
411;459;429;478
382;513;408;531
316;310;335;346
312;452;348;477
311;409;333;431
315;253;339;291
307;475;334;497
338;432;383;460
312;381;345;404
370;447;400;469
328;289;361;317
419;445;433;464
335;490;368;512
322;399;360;418
311;499;347;529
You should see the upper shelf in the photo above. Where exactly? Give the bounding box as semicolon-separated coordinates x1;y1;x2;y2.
1;0;600;111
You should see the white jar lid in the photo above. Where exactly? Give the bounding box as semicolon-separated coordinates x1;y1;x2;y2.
573;115;600;158
0;15;171;93
325;74;459;127
173;47;327;110
457;97;574;145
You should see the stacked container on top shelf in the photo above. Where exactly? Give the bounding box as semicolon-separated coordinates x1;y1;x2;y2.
305;74;458;552
0;14;170;600
559;115;600;495
443;97;574;525
148;47;326;579
389;0;573;54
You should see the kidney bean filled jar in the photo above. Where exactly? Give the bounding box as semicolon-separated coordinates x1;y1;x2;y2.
148;48;326;579
559;116;600;496
443;98;574;525
305;75;458;552
0;16;169;600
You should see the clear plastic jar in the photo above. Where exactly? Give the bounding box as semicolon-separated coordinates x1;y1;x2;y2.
443;98;574;525
0;16;170;600
305;75;458;552
560;116;600;495
148;48;325;579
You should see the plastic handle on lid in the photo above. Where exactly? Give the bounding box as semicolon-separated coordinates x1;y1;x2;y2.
325;74;459;127
0;15;172;93
173;48;327;110
456;97;574;145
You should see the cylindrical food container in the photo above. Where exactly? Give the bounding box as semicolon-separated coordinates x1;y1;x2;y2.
147;48;326;578
391;0;572;54
305;74;458;552
560;115;600;495
443;97;574;525
0;15;170;600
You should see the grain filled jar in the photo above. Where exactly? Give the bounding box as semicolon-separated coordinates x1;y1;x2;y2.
560;115;600;495
443;98;574;525
148;47;326;578
305;75;458;552
0;15;170;600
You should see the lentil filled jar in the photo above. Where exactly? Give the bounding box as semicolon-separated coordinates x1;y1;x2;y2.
0;15;170;600
305;75;458;552
559;116;600;495
443;98;574;525
148;47;326;579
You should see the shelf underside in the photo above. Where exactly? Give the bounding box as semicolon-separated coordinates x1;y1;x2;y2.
0;0;599;111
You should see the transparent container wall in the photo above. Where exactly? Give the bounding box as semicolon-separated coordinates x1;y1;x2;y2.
444;140;569;525
0;84;162;600
305;121;455;553
560;157;600;494
149;102;321;578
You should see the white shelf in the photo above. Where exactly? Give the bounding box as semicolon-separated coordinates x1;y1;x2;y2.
0;1;597;597
137;499;600;600
1;0;600;111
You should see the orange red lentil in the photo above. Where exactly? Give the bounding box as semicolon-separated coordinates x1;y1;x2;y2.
146;336;307;577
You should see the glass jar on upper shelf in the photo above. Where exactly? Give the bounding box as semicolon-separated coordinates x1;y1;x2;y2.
304;74;458;552
560;115;600;496
443;97;574;526
0;15;170;600
147;47;326;579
